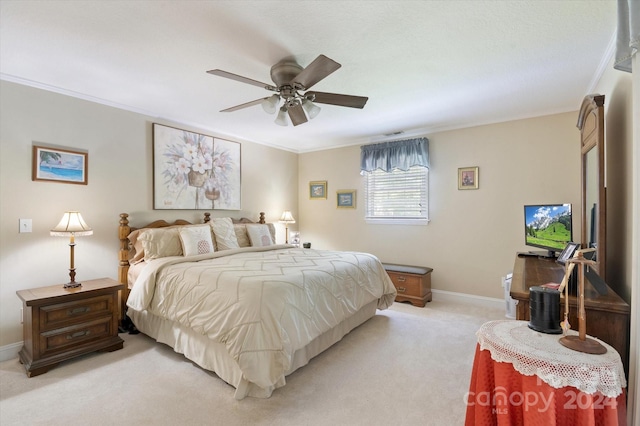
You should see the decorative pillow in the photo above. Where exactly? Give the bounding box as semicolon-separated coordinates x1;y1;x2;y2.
179;225;215;256
234;224;251;248
210;217;239;250
246;224;274;247
138;227;183;261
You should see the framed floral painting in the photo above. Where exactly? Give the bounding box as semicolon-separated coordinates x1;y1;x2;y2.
153;123;241;210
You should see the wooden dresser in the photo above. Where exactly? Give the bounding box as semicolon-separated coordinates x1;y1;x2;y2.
509;255;630;373
383;264;433;307
16;277;124;377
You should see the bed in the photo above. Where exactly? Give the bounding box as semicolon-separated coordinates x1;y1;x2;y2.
118;212;396;399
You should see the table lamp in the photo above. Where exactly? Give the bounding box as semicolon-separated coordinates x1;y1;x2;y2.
279;211;295;244
51;211;93;288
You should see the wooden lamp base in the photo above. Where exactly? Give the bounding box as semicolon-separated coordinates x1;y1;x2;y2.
559;335;607;355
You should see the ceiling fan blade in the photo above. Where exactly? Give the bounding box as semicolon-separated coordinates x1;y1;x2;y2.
207;69;276;91
287;103;308;126
220;97;268;112
306;91;368;109
290;55;341;90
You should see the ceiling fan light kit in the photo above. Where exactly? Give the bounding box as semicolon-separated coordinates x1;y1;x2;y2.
207;54;368;127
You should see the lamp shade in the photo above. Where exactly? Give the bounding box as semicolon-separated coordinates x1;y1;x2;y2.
275;106;289;126
279;210;296;224
261;94;280;114
51;211;93;237
302;99;321;119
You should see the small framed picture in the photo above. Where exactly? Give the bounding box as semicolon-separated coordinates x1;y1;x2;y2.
290;231;300;247
32;145;88;185
557;242;580;265
337;190;356;208
309;181;327;199
458;166;479;190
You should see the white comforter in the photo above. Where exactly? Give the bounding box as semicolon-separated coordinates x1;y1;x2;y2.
127;245;396;393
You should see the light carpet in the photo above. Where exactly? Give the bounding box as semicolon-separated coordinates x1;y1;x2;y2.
0;300;503;425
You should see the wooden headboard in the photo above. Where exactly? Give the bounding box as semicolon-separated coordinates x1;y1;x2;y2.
117;211;266;319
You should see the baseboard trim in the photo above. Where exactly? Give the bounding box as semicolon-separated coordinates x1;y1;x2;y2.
431;289;504;311
0;341;22;362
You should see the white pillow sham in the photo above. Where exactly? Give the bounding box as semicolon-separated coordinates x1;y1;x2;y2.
179;225;215;256
246;224;274;247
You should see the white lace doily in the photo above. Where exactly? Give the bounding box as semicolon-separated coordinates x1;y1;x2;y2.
477;320;627;398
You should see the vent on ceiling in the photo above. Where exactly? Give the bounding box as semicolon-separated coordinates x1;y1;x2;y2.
383;131;404;137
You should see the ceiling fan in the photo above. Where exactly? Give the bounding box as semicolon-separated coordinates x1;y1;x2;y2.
207;54;368;126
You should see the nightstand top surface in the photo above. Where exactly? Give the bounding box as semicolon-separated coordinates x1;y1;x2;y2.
16;277;124;304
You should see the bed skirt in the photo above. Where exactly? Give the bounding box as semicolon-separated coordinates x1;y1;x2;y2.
128;299;379;399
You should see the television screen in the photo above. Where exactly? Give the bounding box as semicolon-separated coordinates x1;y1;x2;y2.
524;204;572;256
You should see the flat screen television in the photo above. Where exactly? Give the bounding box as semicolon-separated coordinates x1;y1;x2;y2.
524;204;572;258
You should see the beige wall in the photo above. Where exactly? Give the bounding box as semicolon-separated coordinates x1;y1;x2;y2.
0;81;298;346
299;113;581;300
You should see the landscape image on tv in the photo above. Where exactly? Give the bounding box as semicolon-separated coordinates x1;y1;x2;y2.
524;204;572;250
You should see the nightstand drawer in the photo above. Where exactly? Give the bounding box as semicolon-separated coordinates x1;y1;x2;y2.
39;316;114;357
39;295;113;331
387;272;423;297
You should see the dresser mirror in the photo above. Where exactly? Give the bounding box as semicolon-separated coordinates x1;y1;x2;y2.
577;94;606;279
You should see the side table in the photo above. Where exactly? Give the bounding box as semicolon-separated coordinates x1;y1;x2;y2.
465;320;627;425
16;277;124;377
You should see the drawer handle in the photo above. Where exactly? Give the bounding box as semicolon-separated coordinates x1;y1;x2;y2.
398;287;406;293
66;330;90;340
68;307;90;315
397;276;406;282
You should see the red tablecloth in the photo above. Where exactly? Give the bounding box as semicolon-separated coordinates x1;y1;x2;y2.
465;344;626;425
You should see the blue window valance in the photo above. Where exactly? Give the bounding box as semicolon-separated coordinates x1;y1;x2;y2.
360;137;430;173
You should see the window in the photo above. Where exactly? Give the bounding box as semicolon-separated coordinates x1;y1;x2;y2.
364;166;429;224
360;137;430;225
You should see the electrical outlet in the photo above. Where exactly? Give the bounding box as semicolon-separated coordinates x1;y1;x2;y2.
19;219;32;233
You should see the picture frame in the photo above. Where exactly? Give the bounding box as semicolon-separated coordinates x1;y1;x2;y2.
309;181;327;199
557;242;580;265
32;145;88;185
336;190;356;208
153;123;241;210
290;231;300;247
458;166;479;190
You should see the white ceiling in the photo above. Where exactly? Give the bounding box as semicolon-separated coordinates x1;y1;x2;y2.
0;1;617;153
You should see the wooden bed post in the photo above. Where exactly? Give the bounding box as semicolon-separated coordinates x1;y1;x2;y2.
117;213;131;322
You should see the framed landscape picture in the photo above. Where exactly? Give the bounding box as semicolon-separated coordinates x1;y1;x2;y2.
337;190;356;208
32;145;88;185
309;181;327;199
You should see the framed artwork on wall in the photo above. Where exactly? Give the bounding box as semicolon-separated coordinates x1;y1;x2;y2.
32;145;88;185
458;166;479;190
153;123;241;210
309;181;327;199
336;190;356;208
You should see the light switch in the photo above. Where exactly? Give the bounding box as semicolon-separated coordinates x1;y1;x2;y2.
19;219;32;233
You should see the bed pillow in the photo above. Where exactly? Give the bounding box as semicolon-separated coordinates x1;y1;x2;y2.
246;224;274;247
210;217;240;250
179;225;215;256
138;227;183;261
127;229;146;263
234;224;251;248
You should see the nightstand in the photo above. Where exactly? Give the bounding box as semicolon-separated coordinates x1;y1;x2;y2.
16;277;124;377
383;264;433;307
